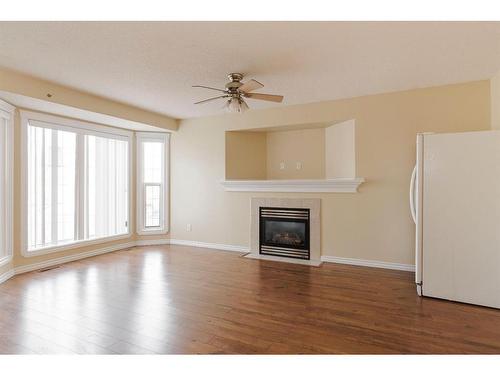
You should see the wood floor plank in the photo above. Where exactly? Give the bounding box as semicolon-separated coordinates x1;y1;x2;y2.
2;244;500;354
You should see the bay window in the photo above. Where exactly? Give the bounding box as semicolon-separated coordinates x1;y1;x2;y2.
137;132;169;235
0;100;13;266
21;111;131;255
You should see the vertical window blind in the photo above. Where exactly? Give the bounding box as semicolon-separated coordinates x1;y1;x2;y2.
0;115;7;259
0;102;13;264
26;117;130;252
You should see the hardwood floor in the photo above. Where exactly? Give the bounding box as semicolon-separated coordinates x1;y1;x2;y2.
1;244;500;354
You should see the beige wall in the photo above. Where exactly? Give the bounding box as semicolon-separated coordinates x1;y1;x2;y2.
171;81;490;265
225;127;326;180
491;69;500;129
266;128;325;179
0;76;492;278
325;120;356;178
0;67;178;131
225;131;267;179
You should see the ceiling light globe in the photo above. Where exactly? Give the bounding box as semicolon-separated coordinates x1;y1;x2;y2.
228;98;241;113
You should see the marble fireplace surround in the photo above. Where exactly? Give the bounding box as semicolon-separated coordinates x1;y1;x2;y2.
245;197;322;266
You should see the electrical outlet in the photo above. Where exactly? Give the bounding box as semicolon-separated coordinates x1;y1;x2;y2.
279;161;285;170
296;162;302;170
186;224;192;232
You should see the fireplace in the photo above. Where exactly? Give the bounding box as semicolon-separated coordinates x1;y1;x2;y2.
259;207;310;260
249;198;320;266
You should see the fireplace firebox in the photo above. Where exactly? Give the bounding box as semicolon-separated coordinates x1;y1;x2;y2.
259;207;310;260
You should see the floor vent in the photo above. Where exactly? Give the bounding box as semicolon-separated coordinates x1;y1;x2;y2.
38;265;61;273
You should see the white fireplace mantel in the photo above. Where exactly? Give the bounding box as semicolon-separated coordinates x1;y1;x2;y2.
221;178;365;193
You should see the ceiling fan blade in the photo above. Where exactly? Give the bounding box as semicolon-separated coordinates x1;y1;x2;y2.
192;85;227;93
239;79;264;93
244;93;284;103
194;95;228;105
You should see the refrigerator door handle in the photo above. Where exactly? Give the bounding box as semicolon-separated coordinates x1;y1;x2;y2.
409;165;417;224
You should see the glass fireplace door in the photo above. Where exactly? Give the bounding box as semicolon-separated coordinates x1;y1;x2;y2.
259;207;310;260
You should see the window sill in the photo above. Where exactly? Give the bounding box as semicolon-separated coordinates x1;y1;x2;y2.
22;233;132;258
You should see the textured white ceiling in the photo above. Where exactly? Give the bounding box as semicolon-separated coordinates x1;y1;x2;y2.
1;21;500;119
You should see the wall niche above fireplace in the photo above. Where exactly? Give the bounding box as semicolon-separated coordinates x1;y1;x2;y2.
222;119;364;193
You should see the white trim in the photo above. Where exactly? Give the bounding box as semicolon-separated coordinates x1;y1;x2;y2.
14;241;136;275
0;239;416;286
0;239;174;284
20;110;132;138
20;107;28;255
136;132;170;235
0;99;14;267
21;233;132;258
167;239;248;253
0;269;14;284
146;240;414;271
244;253;322;267
135;239;171;246
20;110;133;257
127;135;134;237
0;99;15;113
321;255;415;272
167;240;414;271
221;178;365;193
0;256;12;268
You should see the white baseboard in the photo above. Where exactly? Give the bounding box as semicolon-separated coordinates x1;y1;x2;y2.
0;239;171;285
0;239;414;286
1;238;246;284
244;253;322;267
321;255;415;272
167;239;248;253
0;269;15;284
166;240;415;272
14;241;136;275
168;240;414;272
135;239;171;246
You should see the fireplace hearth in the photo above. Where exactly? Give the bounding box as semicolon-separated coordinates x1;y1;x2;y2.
259;207;310;260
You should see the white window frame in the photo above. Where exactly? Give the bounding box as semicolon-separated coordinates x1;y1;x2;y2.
136;132;170;235
0;100;14;267
20;110;133;257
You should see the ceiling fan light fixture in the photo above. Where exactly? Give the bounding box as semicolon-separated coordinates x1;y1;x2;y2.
194;73;284;113
240;98;249;112
226;97;247;113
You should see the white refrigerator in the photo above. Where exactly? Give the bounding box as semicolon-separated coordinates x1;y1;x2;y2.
410;130;500;308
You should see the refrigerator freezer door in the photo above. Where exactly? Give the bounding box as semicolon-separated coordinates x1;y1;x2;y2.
422;130;500;308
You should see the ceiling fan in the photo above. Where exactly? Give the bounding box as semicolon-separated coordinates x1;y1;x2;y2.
193;73;284;113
